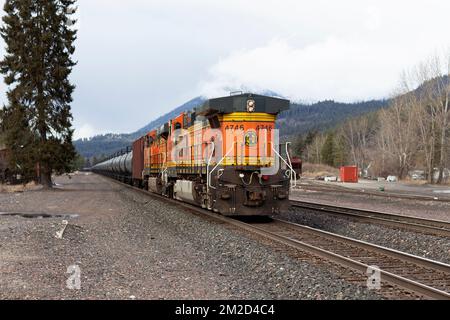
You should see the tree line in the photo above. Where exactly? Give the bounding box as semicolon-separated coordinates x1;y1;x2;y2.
294;53;450;184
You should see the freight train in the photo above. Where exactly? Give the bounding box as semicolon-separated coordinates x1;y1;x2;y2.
92;93;301;216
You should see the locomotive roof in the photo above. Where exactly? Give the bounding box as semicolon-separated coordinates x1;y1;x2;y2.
196;93;290;116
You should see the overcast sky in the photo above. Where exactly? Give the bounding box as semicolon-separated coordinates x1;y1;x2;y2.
1;0;450;139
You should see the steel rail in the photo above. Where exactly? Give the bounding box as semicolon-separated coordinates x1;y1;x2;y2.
250;219;450;300
291;200;450;238
295;184;450;203
102;175;450;300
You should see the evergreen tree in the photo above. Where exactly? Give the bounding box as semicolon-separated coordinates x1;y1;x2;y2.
294;130;317;159
70;153;85;171
333;135;347;167
304;131;317;146
293;135;305;157
0;0;77;187
0;104;37;179
321;132;335;167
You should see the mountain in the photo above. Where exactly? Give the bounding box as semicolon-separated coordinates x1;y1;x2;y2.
74;95;388;160
278;99;388;137
73;133;136;160
135;97;205;135
73;97;206;159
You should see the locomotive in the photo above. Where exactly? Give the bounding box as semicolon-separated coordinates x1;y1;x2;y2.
92;93;299;216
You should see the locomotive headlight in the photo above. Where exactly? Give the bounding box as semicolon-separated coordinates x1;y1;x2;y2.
247;99;256;113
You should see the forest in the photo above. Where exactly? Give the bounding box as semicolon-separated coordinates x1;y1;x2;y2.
294;54;450;184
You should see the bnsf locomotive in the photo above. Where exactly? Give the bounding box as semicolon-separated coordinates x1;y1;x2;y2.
92;93;300;216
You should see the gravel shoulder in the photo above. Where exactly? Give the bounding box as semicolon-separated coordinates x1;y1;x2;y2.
0;173;381;300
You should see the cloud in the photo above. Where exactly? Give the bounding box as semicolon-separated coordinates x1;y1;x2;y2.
74;123;102;140
198;38;394;102
197;0;450;102
1;0;450;137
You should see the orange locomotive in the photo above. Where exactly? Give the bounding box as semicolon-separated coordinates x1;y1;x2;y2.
93;93;298;216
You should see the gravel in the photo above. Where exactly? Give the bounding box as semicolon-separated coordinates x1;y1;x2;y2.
0;173;382;300
291;187;450;222
279;207;450;265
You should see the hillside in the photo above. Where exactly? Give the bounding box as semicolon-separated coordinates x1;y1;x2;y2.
74;96;388;159
135;97;205;135
74;97;205;159
278;99;388;137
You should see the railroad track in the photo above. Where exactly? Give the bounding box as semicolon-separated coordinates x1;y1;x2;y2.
252;219;450;300
104;175;450;299
295;183;450;203
291;200;450;238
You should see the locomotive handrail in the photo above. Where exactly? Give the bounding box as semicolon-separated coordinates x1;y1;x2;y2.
285;142;297;188
207;142;236;191
206;141;297;191
271;142;297;188
206;142;215;194
160;152;168;183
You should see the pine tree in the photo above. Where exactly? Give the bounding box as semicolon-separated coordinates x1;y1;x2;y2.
0;0;77;187
333;135;347;168
321;132;335;167
305;131;317;146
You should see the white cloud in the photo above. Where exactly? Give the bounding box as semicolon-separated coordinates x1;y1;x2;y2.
365;6;382;31
198;37;398;102
198;0;450;102
0;0;450;136
74;123;102;140
199;0;450;101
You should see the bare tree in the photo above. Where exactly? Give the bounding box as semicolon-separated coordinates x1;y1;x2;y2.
400;63;437;183
306;134;326;164
377;91;419;179
430;53;450;183
339;114;378;175
385;53;450;184
410;52;450;183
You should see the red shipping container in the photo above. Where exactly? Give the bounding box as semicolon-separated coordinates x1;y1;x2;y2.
340;166;358;183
